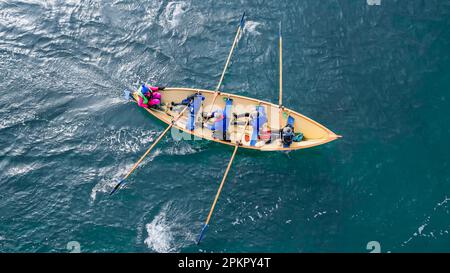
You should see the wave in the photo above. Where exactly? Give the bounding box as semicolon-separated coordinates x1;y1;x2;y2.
5;163;43;177
0;110;38;130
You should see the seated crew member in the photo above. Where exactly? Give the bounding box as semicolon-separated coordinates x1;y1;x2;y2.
169;93;198;110
231;110;258;126
266;123;295;146
137;83;165;108
280;124;295;146
203;111;225;129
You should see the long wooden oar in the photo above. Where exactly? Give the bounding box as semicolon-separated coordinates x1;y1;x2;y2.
278;22;284;130
208;12;246;114
197;121;249;244
110;105;189;195
278;22;283;107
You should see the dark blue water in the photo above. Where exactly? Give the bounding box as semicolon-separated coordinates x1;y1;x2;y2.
1;0;450;253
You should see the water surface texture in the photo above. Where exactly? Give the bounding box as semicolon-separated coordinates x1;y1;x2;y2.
1;0;450;252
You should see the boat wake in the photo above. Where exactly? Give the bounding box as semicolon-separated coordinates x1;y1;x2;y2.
144;201;195;253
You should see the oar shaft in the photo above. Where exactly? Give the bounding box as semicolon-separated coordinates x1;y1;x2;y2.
123;125;171;180
207;92;220;115
216;24;242;91
197;121;249;244
205;144;239;225
278;22;284;130
208;12;245;115
122;105;189;180
279;22;283;107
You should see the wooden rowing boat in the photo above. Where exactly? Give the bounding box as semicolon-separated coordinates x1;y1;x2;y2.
132;88;340;151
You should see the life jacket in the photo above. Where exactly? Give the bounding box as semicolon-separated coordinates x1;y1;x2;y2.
137;84;151;104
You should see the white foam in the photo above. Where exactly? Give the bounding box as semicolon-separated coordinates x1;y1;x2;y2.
418;224;427;235
165;142;198;156
243;21;262;36
313;211;327;218
144;202;194;253
0;111;37;130
144;212;174;253
6;163;41;177
101;128;159;154
399;196;450;248
89;163;133;201
162;2;189;30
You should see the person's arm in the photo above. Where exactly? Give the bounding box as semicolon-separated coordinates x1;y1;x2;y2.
137;96;148;108
149;86;166;91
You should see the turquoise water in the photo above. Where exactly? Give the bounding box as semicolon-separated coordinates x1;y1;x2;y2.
1;0;450;253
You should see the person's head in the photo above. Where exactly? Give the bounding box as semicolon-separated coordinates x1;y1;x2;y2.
282;126;293;136
141;84;150;95
282;125;294;144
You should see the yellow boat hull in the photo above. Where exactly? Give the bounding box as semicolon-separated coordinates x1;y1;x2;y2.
132;87;340;151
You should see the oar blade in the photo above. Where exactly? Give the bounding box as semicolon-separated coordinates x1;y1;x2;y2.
196;224;209;245
110;179;125;196
240;12;246;28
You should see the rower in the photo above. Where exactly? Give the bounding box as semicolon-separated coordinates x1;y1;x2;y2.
231;106;268;146
170;93;197;108
137;83;165;109
280;124;294;147
186;94;205;131
205;98;233;141
280;116;303;147
168;93;205;131
203;111;225;130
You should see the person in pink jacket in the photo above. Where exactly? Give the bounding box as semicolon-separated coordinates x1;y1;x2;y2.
137;83;165;108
